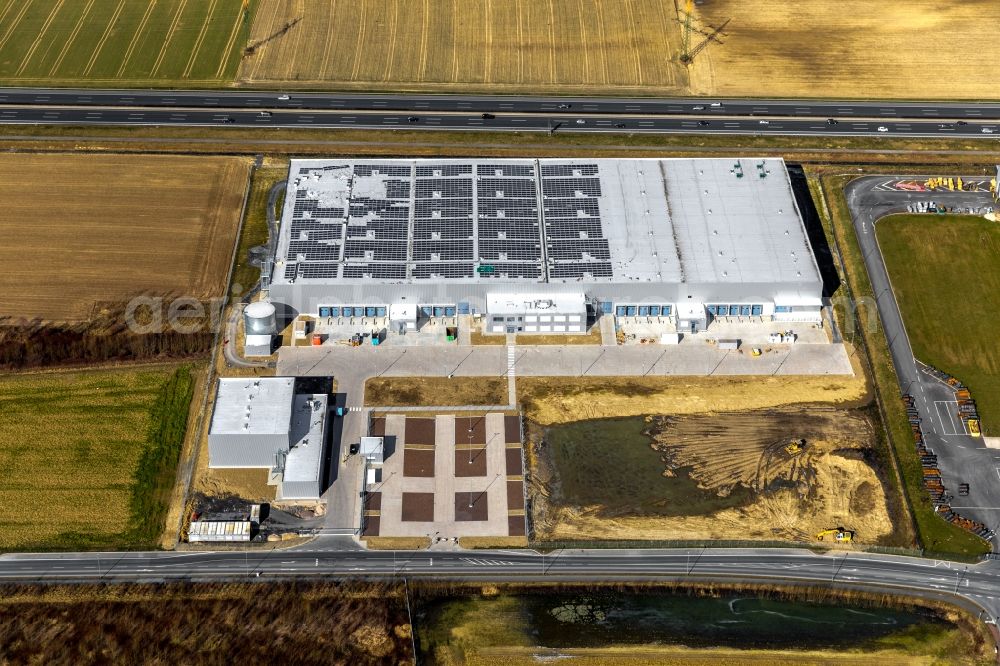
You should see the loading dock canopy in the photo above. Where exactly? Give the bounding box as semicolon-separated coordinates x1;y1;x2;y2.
773;295;823;307
487;292;586;315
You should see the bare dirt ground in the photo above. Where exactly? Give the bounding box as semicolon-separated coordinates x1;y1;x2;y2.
242;1;999;100
0;154;250;321
531;405;893;545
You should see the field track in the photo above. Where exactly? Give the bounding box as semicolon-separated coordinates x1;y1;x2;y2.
0;154;250;322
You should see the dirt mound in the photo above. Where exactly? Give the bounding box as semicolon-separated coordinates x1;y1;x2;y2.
650;407;874;494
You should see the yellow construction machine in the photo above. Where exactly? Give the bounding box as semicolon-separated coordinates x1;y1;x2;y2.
784;438;805;456
816;528;854;543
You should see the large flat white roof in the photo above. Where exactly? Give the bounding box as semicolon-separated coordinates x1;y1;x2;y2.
272;158;820;288
283;393;327;486
210;378;294;436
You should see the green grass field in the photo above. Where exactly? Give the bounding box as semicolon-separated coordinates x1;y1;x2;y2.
0;0;256;85
878;215;1000;437
0;364;195;550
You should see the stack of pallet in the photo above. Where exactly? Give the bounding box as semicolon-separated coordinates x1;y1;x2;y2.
902;392;994;541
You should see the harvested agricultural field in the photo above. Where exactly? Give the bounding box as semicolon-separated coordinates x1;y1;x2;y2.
689;1;1000;99
0;0;256;85
877;215;1000;436
241;1;1000;101
0;364;195;551
240;0;687;93
531;406;894;545
0;154;250;322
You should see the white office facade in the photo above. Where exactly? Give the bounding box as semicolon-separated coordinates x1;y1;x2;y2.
267;158;824;334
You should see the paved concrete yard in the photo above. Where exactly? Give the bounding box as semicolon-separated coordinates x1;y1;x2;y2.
278;341;853;379
363;413;525;540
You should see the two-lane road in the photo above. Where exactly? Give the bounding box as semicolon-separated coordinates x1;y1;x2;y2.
3;546;1000;627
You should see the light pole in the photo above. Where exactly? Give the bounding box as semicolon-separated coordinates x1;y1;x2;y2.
470;473;502;508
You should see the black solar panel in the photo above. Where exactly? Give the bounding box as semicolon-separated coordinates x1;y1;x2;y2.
477;164;534;177
354;164;410;177
342;264;407;279
546;239;611;261
479;239;542;262
413;240;475;261
344;239;408;261
412;262;475;279
416;164;472;177
549;262;614;279
541;164;598;177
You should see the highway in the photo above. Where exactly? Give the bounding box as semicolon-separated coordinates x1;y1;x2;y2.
5;88;1000;119
2;88;1000;136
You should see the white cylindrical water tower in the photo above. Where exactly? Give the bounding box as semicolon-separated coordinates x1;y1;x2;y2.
244;301;277;335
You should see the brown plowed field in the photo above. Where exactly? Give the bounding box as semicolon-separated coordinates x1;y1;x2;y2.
0;154;250;321
241;1;1000;100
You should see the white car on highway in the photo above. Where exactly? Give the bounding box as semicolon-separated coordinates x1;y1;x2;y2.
758;120;769;125
277;94;290;101
983;127;995;134
877;126;889;132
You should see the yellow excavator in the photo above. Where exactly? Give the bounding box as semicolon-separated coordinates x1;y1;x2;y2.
816;528;854;543
784;438;805;456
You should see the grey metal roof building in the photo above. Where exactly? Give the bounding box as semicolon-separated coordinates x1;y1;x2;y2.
267;157;824;331
208;378;327;502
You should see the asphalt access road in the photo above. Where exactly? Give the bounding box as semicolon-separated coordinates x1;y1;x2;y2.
2;104;1000;138
4;88;1000;121
845;176;1000;540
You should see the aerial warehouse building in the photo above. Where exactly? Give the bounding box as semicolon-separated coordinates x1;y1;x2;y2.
207;377;328;502
267;157;823;335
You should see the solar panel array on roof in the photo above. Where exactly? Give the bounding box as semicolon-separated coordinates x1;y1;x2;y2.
273;158;821;290
540;165;613;280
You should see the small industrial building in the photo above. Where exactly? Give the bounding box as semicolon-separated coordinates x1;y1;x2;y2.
188;520;252;542
208;377;328;502
265;157;823;336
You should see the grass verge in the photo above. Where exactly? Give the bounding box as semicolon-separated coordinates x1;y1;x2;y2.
363;536;430;550
231;158;288;297
811;169;989;558
365;377;508;407
876;214;1000;436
